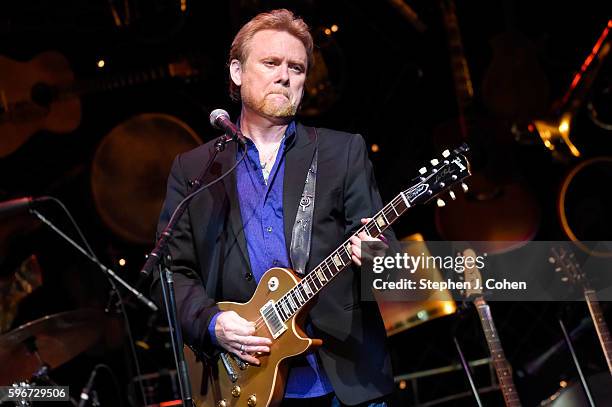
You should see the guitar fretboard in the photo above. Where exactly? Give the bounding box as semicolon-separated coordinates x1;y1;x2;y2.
272;192;411;322
584;289;612;374
475;298;522;407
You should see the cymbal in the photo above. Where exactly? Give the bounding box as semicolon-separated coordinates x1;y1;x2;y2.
0;308;104;385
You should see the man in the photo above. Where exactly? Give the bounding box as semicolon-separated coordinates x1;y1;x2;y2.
152;9;395;407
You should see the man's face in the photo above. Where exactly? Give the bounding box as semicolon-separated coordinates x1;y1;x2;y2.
231;29;307;119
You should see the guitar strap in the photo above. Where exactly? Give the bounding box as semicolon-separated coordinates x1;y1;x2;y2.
290;126;318;275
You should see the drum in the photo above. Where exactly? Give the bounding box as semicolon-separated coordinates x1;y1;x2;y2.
129;369;181;407
558;157;612;256
91;113;201;245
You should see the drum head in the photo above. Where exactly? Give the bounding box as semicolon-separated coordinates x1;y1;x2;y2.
559;157;612;256
91;113;201;244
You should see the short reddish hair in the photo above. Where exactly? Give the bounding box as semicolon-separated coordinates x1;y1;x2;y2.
228;9;314;102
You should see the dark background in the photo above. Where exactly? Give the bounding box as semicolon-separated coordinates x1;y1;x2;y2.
1;0;611;406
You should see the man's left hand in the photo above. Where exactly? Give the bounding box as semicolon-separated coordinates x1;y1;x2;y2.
349;218;388;266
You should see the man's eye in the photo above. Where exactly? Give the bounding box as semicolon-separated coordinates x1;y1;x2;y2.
263;60;276;66
290;65;304;73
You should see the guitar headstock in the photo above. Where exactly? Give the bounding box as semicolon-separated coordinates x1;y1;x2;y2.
403;143;471;207
461;248;484;298
549;246;589;289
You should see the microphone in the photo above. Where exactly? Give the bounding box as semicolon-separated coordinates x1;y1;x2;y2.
0;196;51;220
209;109;244;144
78;366;99;407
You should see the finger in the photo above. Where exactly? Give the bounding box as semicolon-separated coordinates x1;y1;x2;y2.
241;344;271;353
352;254;362;267
351;243;361;260
242;335;273;346
232;348;260;365
361;218;372;224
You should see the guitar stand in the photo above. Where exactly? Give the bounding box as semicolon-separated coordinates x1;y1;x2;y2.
453;336;484;407
558;318;597;407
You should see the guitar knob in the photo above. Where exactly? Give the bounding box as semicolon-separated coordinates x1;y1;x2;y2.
247;394;257;406
217;400;227;407
449;191;456;200
442;149;450;158
430;158;439;165
419;167;427;175
436;198;446;207
461;182;469;193
231;385;241;397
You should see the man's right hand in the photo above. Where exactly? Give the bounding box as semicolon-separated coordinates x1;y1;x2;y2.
214;310;272;365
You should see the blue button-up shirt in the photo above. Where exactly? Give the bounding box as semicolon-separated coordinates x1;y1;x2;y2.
209;121;333;398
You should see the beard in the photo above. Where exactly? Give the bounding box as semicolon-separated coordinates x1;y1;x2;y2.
241;87;300;118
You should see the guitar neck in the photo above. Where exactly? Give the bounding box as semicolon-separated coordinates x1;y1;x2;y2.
439;0;474;121
584;289;612;374
64;65;173;96
271;192;411;322
474;297;522;407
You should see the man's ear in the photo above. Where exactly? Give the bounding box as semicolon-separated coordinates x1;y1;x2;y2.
229;59;242;87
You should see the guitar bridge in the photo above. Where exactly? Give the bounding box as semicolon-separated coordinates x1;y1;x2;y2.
260;300;287;339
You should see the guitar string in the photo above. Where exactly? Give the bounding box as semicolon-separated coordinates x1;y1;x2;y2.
249;158;464;333
251;195;405;331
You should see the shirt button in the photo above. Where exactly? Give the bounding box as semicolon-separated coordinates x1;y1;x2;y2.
266;226;273;233
245;272;253;281
273;260;279;266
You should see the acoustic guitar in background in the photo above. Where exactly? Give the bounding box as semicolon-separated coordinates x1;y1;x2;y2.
0;50;201;158
433;0;541;254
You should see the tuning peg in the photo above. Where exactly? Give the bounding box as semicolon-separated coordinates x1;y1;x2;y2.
548;257;556;264
430;158;439;165
561;276;569;282
436;198;446;207
461;183;468;192
555;267;562;272
442;149;450;158
419;167;427;175
449;191;456;200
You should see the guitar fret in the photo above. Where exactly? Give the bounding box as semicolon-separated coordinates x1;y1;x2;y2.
288;294;297;311
279;306;288;321
302;281;313;297
316;267;327;284
323;261;334;278
275;304;286;320
281;300;290;317
332;253;344;270
294;288;304;304
390;201;399;216
399;192;410;209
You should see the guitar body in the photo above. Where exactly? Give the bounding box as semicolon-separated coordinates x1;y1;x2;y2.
0;51;81;157
188;267;321;407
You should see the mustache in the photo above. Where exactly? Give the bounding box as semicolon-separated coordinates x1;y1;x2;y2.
267;89;290;97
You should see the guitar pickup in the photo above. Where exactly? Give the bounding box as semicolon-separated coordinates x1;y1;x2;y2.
260;300;287;339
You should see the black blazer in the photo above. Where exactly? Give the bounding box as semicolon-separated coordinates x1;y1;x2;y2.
151;123;394;405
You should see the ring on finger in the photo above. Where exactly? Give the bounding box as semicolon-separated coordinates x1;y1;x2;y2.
240;344;246;355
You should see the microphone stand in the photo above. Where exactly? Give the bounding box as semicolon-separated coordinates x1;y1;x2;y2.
140;131;244;407
30;210;158;312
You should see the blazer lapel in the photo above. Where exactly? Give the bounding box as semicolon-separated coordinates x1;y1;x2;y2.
283;123;316;254
218;142;252;272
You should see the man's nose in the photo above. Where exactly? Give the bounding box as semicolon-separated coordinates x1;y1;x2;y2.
275;63;290;85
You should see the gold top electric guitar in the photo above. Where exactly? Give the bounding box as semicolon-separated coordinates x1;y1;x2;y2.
186;145;471;407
